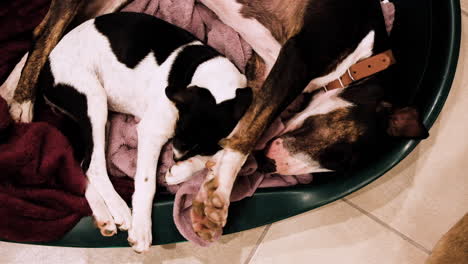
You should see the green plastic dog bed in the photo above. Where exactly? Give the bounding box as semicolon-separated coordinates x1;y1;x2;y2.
21;0;461;247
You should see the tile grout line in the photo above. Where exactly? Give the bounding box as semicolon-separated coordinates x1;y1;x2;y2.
243;224;272;264
342;198;432;255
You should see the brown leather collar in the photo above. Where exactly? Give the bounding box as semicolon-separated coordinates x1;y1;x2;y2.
323;49;396;91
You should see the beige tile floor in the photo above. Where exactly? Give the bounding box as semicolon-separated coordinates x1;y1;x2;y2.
1;6;467;264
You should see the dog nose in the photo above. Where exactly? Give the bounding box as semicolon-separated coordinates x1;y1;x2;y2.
173;148;182;159
254;152;277;173
172;148;187;161
261;156;277;173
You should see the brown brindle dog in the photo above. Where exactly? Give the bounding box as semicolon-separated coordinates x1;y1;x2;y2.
190;0;427;242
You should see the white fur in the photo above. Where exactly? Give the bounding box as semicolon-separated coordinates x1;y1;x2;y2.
165;155;210;185
0;54;34;122
208;149;247;196
9;101;34;123
190;57;246;103
172;148;185;160
47;18;247;252
85;182;117;235
282;153;331;175
0;54;27;104
199;0;281;75
49;20;133;235
305;30;376;92
283;88;353;134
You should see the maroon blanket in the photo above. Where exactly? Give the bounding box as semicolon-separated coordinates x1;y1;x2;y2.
0;95;92;242
0;0;49;84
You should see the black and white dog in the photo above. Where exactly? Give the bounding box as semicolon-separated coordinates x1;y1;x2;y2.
37;12;252;252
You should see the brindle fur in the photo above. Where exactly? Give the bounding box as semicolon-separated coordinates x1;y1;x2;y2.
13;0;84;103
237;0;309;91
426;214;468;264
236;0;309;44
244;53;267;90
282;108;365;162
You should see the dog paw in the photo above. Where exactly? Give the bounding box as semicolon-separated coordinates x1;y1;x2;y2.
90;198;118;236
85;183;118;236
93;216;117;237
128;218;152;253
9;100;33;123
106;194;132;231
191;176;228;242
165;163;195;185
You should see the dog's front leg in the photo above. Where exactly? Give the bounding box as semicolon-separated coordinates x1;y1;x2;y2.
165;156;210;185
10;0;84;122
128;118;170;253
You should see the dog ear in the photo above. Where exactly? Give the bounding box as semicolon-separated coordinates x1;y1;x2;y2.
386;106;429;139
233;87;253;119
165;86;193;107
318;141;355;172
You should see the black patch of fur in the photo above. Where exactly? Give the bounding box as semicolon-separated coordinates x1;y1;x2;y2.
39;61;93;171
94;12;197;68
254;152;277;173
168;86;253;160
167;45;221;90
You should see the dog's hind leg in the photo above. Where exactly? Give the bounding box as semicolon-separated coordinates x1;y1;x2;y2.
44;78;132;234
82;84;132;232
85;182;117;236
10;0;84;123
165;156;210;185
